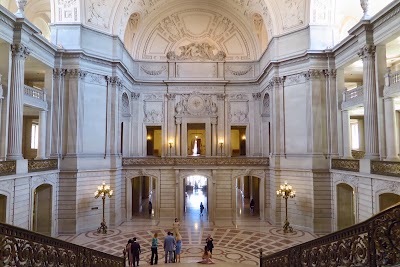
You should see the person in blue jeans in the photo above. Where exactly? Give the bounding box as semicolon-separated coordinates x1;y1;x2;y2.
164;231;176;263
150;233;158;265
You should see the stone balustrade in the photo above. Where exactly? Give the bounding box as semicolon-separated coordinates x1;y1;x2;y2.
24;85;46;101
342;86;364;109
371;160;400;177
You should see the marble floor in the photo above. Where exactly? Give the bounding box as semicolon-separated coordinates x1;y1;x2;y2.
58;189;318;266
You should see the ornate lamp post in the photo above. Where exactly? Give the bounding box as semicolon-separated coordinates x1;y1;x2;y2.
276;181;296;233
168;140;173;157
94;181;113;234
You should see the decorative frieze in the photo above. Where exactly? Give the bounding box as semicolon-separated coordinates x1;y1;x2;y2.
0;161;16;176
140;65;167;76
143;94;164;101
304;69;324;80
122;157;269;167
252;92;262;100
371;161;400;177
85;73;107;85
225;65;253;76
28;159;58;173
175;92;217;116
284;74;304;86
331;158;360;172
131;92;140;100
332;172;359;187
167;42;226;61
67;69;87;79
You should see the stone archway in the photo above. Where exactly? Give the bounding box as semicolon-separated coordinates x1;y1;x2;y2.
336;183;355;230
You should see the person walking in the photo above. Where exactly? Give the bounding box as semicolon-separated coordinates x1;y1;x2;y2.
131;237;141;267
200;202;204;216
250;198;255;215
148;201;153;216
172;218;180;236
164;231;176;263
150;233;158;265
126;239;133;267
206;234;214;257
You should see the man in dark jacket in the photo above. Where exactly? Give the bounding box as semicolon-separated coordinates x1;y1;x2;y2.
131;237;141;266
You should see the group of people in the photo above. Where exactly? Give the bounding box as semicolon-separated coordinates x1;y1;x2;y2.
125;218;215;265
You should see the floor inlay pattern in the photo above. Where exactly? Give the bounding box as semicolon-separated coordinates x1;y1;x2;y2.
59;219;317;266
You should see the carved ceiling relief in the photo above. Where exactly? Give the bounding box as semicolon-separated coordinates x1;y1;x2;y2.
143;94;164;123
57;0;79;22
229;96;249;123
175;92;218;117
142;10;251;61
280;0;305;30
86;0;113;28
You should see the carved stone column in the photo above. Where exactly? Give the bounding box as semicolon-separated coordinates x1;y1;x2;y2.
342;110;352;159
50;68;66;158
36;110;47;159
167;93;176;156
325;69;339;157
7;44;30;160
384;97;399;161
211;117;217;156
175;117;181;156
358;45;379;159
270;77;284;157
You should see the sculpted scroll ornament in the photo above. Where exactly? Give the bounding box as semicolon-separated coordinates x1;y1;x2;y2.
175;93;217;116
229;101;249;123
140;65;167;76
226;66;253;76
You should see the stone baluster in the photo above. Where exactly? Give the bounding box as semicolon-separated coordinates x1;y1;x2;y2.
384;97;399;161
358;45;379;159
7;44;30;160
15;0;28;18
36;110;47;159
342;110;352;158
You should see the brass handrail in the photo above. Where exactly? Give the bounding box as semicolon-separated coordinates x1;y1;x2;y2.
0;222;125;266
260;202;400;267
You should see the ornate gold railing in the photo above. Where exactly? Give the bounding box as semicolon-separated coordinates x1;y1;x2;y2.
351;150;365;159
123;157;269;167
0;222;125;266
260;202;400;267
0;161;16;176
28;159;58;173
331;158;360;172
371;160;400;177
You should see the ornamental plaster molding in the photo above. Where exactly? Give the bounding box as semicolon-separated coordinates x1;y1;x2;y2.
373;179;400;194
228;101;249;123
280;0;305;30
0;179;14;194
304;69;324;80
231;169;251;178
143;94;164;101
53;68;67;79
86;0;113;29
228;94;249;101
285;73;306;86
140;65;167;76
67;69;87;79
250;170;266;178
225;65;253;76
11;43;30;59
131;92;140;100
121;92;130;114
332;173;359;187
125;169;160;179
252;92;262;100
31;173;58;190
56;0;79;22
358;44;376;59
175;92;217;116
85;72;107;86
167;42;226;61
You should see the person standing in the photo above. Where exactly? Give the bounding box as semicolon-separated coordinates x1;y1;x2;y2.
172;218;180;236
150;233;158;265
126;239;133;267
148;201;153;216
175;233;182;263
164;231;176;263
206;234;214;257
131;237;141;267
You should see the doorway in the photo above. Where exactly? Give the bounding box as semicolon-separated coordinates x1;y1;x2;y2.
184;175;208;221
337;183;355;230
32;184;52;235
0;194;6;223
236;176;260;219
146;126;162;157
187;123;206;156
131;176;156;218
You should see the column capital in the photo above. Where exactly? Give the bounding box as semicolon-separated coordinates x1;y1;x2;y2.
304;69;323;80
358;45;376;59
11;43;30;59
324;69;337;78
131;92;140;100
175;117;182;124
252;92;262;100
53;68;67;79
216;93;225;101
269;76;283;87
67;69;87;79
166;93;176;100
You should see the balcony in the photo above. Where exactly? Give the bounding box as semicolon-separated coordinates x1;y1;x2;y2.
0;161;16;176
331;158;360;172
341;86;363;110
23;85;47;110
123;157;269;167
28;159;58;173
384;69;400;97
371;160;400;177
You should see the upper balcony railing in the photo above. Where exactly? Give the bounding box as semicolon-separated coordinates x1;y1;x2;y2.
384;70;400;97
0;222;125;267
0;160;16;176
28;159;58;173
342;86;364;109
331;158;360;172
123;157;269;167
24;85;46;101
260;202;400;267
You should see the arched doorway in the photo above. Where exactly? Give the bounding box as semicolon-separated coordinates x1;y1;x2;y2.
183;175;208;221
236;176;261;219
33;184;52;235
0;194;7;223
336;183;355;230
130;176;156;218
379;193;400;211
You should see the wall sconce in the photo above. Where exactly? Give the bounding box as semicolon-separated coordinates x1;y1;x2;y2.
219;141;224;157
147;135;151;140
168;140;173;157
242;135;246;140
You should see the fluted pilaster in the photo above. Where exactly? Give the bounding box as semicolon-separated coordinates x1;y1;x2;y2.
358;45;379;159
36;110;47;159
342;110;352;158
384;97;399;160
175;117;181;156
7;44;30;160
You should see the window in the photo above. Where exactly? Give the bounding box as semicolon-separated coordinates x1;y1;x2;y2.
350;122;359;150
31;123;39;149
